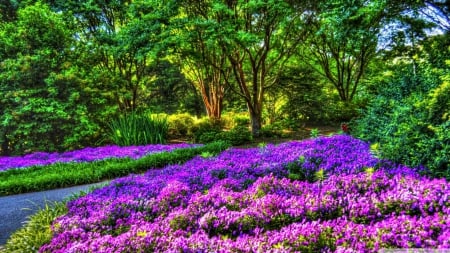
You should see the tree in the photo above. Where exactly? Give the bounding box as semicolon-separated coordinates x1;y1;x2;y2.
0;2;102;154
177;0;232;120
145;59;201;115
301;0;384;102
49;0;178;112
351;33;449;177
201;0;314;136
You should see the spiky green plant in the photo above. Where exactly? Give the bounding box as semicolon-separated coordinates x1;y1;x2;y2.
108;112;168;146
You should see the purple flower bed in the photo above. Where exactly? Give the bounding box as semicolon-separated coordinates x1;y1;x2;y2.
0;143;197;172
39;135;450;252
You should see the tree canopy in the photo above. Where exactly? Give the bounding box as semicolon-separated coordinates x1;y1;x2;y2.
0;0;448;155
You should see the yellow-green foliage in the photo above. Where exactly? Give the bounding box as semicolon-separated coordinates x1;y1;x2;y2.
168;113;196;138
231;112;250;127
219;113;236;129
423;80;450;122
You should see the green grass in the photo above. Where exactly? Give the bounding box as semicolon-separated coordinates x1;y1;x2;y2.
0;141;230;196
0;201;67;253
0;183;108;253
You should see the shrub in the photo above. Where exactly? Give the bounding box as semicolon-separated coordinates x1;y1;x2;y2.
233;113;250;127
108;111;168;146
352;65;449;179
218;113;235;130
260;124;283;138
198;131;221;144
167;113;196;139
197;126;253;146
192;118;223;143
219;126;253;146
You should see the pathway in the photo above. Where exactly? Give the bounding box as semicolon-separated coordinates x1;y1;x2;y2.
0;182;107;246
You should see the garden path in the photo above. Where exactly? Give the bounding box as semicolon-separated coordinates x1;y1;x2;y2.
0;182;107;246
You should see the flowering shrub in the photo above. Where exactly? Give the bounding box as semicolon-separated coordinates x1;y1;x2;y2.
39;135;449;252
0;143;197;172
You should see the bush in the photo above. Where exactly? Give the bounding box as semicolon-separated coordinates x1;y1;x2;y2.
352;65;449;179
218;113;235;130
233;113;250;127
260;124;284;138
168;113;196;139
108;111;168;146
197;126;253;146
219;126;253;146
198;131;221;144
192;118;223;143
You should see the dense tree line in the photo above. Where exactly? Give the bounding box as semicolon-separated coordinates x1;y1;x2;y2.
0;0;448;172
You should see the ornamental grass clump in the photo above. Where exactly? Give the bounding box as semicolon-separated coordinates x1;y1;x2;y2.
108;111;168;146
38;135;449;252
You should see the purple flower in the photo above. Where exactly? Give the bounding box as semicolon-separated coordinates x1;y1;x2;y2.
39;135;450;252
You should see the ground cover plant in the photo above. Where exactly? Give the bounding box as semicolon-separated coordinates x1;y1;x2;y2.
0;142;229;196
36;135;449;252
0;143;196;172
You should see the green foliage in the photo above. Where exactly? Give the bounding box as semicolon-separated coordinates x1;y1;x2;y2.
352;54;450;178
302;0;382;102
232;113;250;128
0;142;230;196
276;64;360;125
219;126;253;146
0;0;447;156
286;156;319;182
198;131;221;144
310;129;320;138
0;2;106;155
146;61;200;115
167;113;196;139
218;113;239;130
260;124;284;138
108;112;168;146
192;118;223;143
2;201;68;253
197;125;253;146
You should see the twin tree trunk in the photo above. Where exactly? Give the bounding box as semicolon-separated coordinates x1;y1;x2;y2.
200;81;224;120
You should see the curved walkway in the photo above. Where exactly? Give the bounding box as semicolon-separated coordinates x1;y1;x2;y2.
0;182;107;246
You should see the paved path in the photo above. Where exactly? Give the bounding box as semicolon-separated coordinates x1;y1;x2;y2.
0;182;108;246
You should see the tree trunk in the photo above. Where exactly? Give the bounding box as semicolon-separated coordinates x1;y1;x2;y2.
249;108;262;137
200;80;224;121
1;130;9;156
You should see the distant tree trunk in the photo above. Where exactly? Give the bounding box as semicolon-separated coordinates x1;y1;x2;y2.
1;130;9;156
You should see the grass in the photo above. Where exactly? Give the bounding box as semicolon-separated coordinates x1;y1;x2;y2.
0;141;230;196
0;202;67;253
0;183;107;253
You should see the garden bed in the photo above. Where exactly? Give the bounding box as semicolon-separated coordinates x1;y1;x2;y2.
35;135;449;252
